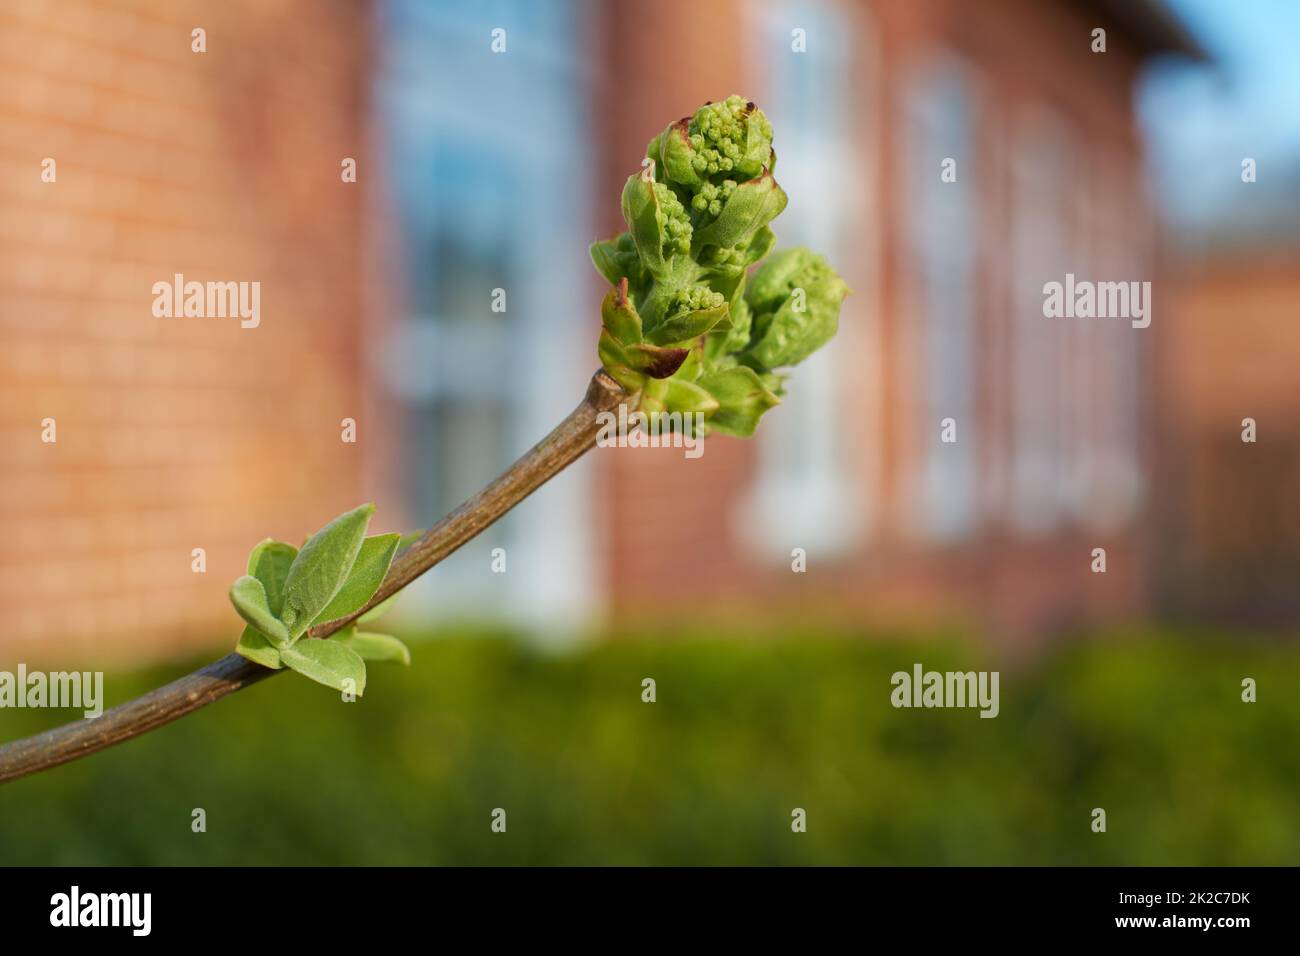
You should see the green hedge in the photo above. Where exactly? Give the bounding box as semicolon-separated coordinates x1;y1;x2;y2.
1;628;1295;865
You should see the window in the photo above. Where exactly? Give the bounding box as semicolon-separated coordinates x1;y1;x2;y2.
741;0;872;559
903;53;979;542
1085;150;1145;530
1009;109;1072;534
374;0;594;625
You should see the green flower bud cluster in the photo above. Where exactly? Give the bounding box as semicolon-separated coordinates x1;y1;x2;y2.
655;181;693;255
592;95;848;437
691;178;738;217
742;247;850;369
683;94;773;181
674;286;725;314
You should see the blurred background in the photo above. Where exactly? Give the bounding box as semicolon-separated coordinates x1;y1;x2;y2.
0;0;1297;864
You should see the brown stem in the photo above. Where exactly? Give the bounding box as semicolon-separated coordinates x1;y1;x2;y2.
0;371;630;785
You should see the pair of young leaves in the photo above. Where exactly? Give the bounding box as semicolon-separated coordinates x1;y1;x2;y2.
229;503;413;695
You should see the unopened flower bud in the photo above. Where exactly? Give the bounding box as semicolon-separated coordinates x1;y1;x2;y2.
691;172;787;252
743;248;850;369
645;286;728;346
621;168;692;278
593;94;845;441
600;277;642;346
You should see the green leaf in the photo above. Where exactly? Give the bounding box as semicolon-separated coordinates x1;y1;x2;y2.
588;232;645;289
229;575;290;648
398;529;424;550
691;173;787;252
590;236;632;287
359;593;399;624
709;296;752;358
658;119;704;188
245;539;297;617
645;301;729;346
742;225;777;267
698;366;781;437
312;532;400;626
590;237;624;286
743;247;850;368
279;503;374;640
235;625;283;669
600;279;643;345
663;378;720;416
639;375;669;415
334;630;411;665
281;639;367;695
621;171;670;277
598;329;648;393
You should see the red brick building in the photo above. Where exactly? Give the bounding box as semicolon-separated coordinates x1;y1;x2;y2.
1155;224;1300;622
0;0;376;662
0;0;1205;664
590;0;1201;643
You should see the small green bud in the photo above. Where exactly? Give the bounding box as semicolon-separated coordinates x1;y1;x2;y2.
691;172;787;252
659;120;703;189
600;277;642;346
621;170;667;276
743;247;850;369
688;96;772;181
645;286;728;346
621;168;692;278
654;98;775;242
657;182;693;255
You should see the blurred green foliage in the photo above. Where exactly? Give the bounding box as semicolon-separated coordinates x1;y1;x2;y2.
0;628;1295;865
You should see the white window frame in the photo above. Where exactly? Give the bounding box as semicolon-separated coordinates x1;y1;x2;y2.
1084;148;1146;531
369;0;595;633
1009;108;1073;535
901;52;981;543
738;0;875;561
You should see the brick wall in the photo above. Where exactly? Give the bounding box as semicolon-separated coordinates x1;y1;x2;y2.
591;0;1158;643
0;0;373;664
1155;252;1300;619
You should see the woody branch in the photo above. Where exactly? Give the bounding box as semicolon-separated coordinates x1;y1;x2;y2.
0;371;630;785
